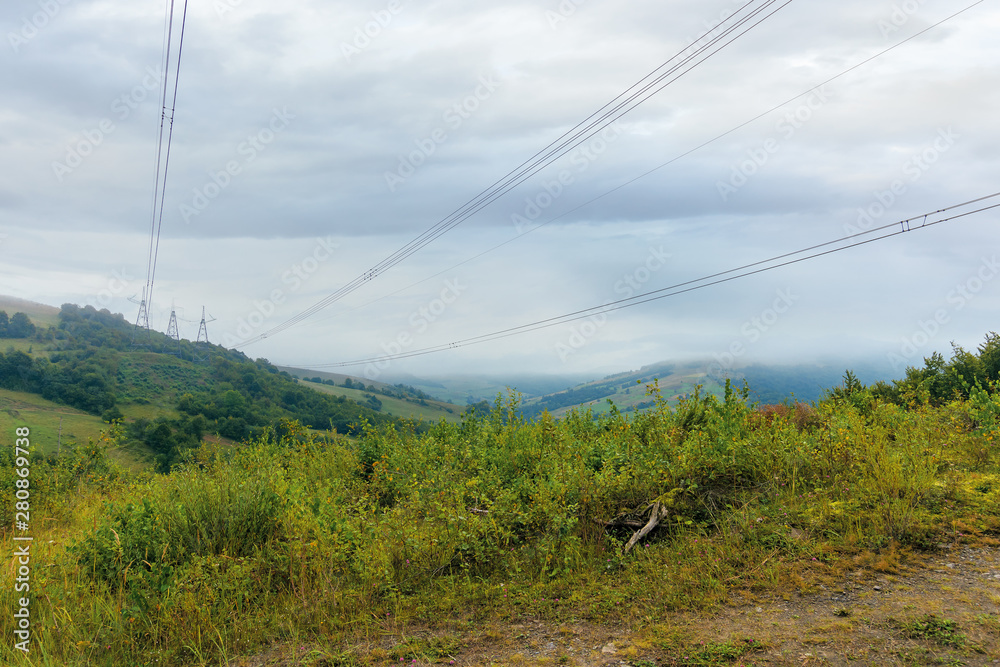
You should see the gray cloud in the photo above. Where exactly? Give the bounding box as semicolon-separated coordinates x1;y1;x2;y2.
2;0;998;378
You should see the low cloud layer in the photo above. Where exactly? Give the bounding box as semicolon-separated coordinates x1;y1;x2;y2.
2;0;998;379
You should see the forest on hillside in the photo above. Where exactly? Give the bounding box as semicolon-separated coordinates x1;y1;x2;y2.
0;304;392;469
1;330;998;665
3;302;1000;474
0;310;36;338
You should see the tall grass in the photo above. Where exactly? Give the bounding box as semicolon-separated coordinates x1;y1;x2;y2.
1;384;998;665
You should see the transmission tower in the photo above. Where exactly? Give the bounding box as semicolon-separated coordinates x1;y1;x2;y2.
196;306;216;344
166;308;180;341
161;306;183;356
128;292;151;343
167;308;181;343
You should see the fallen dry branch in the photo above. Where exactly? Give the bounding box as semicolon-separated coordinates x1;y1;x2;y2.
623;501;668;555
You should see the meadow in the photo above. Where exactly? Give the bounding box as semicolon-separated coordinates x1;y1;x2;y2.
298;379;462;424
0;389;105;457
0;379;998;666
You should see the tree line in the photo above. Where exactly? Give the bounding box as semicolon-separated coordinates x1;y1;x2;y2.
852;333;1000;406
0;311;37;338
0;304;395;470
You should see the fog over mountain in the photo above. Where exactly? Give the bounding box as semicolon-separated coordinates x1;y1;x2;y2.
2;0;998;378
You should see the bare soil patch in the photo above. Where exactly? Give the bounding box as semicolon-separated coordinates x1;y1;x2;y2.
233;545;1000;666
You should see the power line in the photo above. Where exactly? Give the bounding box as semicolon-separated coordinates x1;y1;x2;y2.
149;0;190;297
235;0;797;348
135;0;190;337
299;0;986;328
135;0;174;334
293;193;1000;369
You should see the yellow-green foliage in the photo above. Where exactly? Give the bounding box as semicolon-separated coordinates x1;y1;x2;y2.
1;385;998;666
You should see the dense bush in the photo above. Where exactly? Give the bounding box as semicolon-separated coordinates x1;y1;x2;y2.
2;376;994;665
4;334;1000;665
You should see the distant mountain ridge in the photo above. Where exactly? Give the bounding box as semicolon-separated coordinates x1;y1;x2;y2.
0;296;900;440
327;358;901;420
276;366;465;424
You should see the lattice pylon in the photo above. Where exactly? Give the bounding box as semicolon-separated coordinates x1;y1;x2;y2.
197;306;210;344
130;290;151;344
135;299;150;331
166;309;180;342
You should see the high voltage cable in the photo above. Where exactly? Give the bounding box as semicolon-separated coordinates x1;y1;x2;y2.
240;0;792;344
149;0;189;293
299;0;985;328
293;193;1000;369
139;1;173;324
235;0;797;348
136;0;190;330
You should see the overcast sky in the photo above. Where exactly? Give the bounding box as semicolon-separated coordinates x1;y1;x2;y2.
2;0;998;381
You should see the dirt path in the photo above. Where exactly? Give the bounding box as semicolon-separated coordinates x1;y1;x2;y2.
665;544;1000;666
238;545;1000;666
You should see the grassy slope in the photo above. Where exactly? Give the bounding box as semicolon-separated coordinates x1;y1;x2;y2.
0;307;388;469
398;374;597;405
284;360;856;419
0;389;162;470
4;388;998;667
518;359;886;419
115;351;217;409
407;376;536;404
523;361;727;418
0;388;106;454
297;379;463;423
277;367;370;388
280;366;469;408
0;295;61;328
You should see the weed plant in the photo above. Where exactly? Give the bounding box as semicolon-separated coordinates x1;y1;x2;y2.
1;380;998;665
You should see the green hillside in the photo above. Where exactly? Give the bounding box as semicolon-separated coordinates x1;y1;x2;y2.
296;379;463;423
3;335;999;665
391;373;595;405
516;360;897;419
0;388;105;455
0;295;60;328
280;366;466;423
520;360;726;419
0;301;401;470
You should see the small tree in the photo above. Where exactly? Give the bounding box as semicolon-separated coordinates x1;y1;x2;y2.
8;312;35;338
